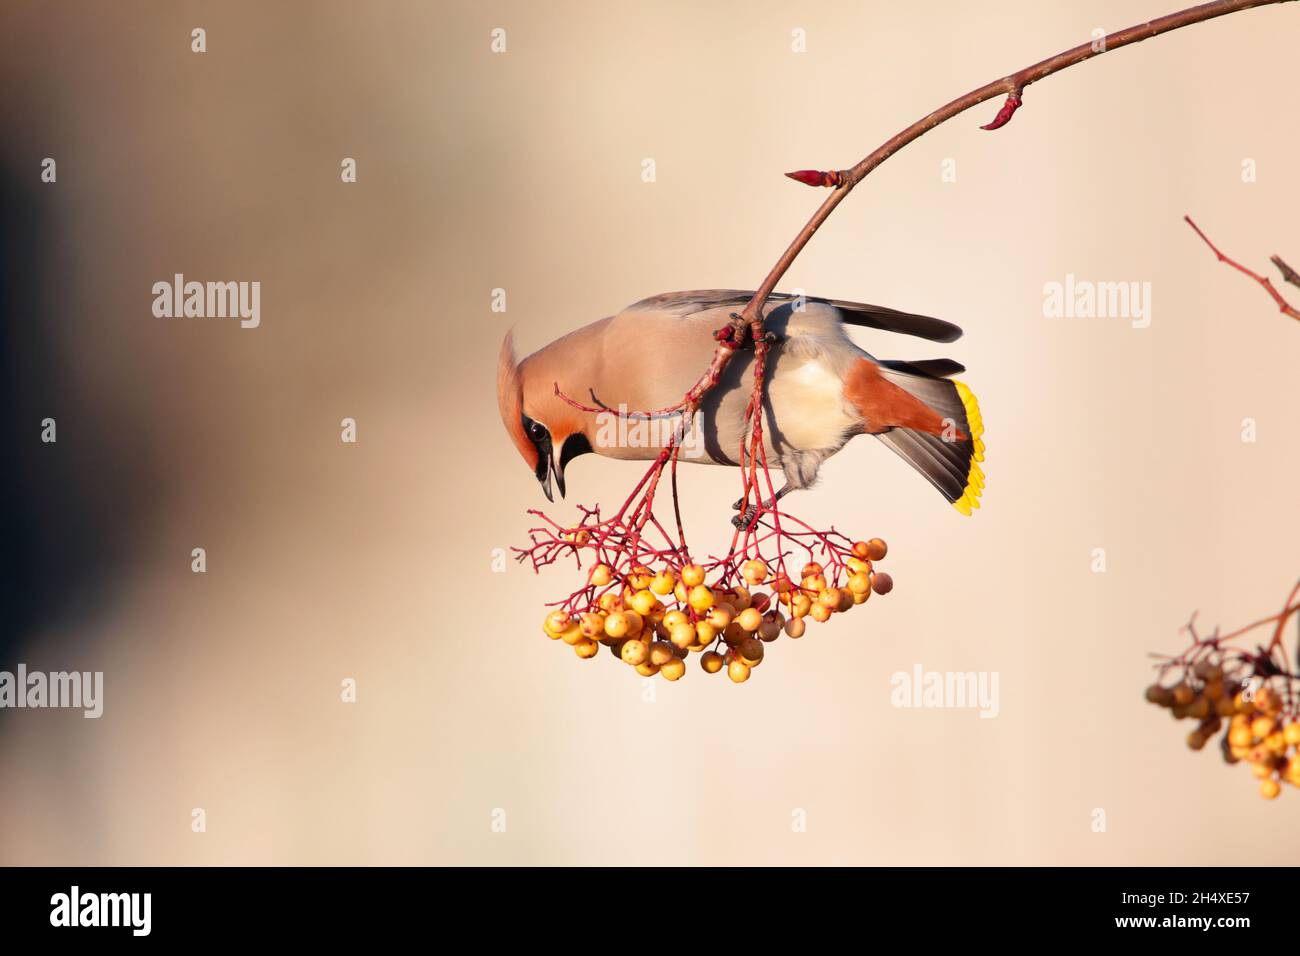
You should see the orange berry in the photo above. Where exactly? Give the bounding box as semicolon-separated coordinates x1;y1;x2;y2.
801;562;823;579
559;624;584;646
635;662;660;677
707;604;735;629
574;638;599;659
649;641;676;666
579;613;606;639
1260;778;1281;800
544;610;572;636
851;541;871;559
660;657;686;681
818;587;841;609
810;603;832;623
742;559;769;585
866;538;888;561
1284;723;1300;746
680;564;705;587
727;659;751;684
701;651;725;674
737;607;762;632
784;617;805;639
790;593;812;618
802;573;827;593
620;639;649;666
669;622;696;650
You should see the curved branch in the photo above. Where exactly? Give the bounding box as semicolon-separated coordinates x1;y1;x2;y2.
735;0;1294;327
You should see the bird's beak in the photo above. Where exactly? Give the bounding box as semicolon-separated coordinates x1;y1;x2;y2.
535;447;563;502
535;453;554;502
553;451;566;499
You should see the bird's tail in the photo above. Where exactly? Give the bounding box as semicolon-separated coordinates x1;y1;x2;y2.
871;368;986;515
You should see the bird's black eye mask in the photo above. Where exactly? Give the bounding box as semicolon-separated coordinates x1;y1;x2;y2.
559;433;592;474
522;415;551;481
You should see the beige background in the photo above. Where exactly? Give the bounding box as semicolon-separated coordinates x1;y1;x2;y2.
0;0;1296;864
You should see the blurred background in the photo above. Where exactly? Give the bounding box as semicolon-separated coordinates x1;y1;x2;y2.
0;0;1296;864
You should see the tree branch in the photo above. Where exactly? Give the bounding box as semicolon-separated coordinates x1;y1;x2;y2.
743;0;1294;327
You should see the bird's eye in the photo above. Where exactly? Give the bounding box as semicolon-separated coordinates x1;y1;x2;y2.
528;421;547;442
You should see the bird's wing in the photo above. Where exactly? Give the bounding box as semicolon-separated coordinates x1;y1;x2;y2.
623;290;962;343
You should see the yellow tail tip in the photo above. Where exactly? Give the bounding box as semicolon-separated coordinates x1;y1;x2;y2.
951;380;986;516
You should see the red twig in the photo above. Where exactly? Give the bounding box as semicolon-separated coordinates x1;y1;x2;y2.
1184;216;1300;321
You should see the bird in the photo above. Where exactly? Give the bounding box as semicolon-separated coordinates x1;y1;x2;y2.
497;289;984;521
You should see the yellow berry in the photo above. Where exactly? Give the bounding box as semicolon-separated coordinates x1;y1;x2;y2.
650;570;676;595
680;564;705;587
1260;778;1281;800
589;564;613;587
737;607;762;632
727;659;751;684
742;560;769;585
574;638;599;659
688;585;715;612
544;610;572;637
701;651;724;674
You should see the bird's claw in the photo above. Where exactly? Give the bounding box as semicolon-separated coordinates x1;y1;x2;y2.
731;505;758;529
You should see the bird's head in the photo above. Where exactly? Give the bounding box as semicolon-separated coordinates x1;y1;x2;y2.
497;331;592;502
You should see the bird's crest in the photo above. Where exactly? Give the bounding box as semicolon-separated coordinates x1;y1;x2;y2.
497;331;538;471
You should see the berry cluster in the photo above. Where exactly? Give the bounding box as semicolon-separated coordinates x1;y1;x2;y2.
1146;655;1300;800
540;539;893;683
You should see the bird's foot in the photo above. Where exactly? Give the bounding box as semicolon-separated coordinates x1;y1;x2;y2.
731;505;759;529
